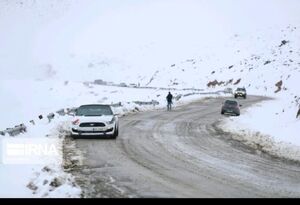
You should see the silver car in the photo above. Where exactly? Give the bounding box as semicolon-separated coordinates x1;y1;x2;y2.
71;104;119;139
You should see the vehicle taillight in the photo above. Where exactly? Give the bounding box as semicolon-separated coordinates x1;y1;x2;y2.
72;119;80;125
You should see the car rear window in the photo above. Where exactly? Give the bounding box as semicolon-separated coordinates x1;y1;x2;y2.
225;100;238;106
76;105;113;116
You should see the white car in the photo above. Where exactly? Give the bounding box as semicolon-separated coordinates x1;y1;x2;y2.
70;104;119;139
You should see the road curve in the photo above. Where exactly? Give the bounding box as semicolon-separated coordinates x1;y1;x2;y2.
67;96;300;198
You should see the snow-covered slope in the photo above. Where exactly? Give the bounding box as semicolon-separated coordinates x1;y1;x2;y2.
1;0;299;114
1;0;300;82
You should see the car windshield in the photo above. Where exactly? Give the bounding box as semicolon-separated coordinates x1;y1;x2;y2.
225;100;238;106
76;105;113;116
237;88;245;91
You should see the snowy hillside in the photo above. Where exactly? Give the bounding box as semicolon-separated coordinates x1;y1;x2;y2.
1;0;300;83
0;0;300;198
1;0;299;123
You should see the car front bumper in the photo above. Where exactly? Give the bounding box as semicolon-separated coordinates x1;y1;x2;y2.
235;93;246;97
71;126;115;136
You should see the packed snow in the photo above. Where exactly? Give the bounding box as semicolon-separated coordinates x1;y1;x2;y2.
0;0;300;198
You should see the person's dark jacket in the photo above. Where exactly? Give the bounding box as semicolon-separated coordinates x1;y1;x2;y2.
166;93;173;103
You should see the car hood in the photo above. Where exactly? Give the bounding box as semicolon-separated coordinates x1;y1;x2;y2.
74;115;114;123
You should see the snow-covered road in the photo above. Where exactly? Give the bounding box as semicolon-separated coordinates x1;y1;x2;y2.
64;96;300;198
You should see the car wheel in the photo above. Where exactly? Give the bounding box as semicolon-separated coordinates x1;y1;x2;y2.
111;127;119;139
234;95;237;98
221;111;224;115
115;127;119;137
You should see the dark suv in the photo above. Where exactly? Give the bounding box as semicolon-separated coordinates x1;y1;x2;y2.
234;87;247;99
221;100;241;116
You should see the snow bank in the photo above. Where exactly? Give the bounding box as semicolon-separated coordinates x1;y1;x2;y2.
0;116;81;198
221;98;300;161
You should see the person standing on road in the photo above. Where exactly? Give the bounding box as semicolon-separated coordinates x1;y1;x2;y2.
166;92;173;111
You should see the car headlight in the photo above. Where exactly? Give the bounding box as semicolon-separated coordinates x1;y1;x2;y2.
107;117;116;125
72;119;80;125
